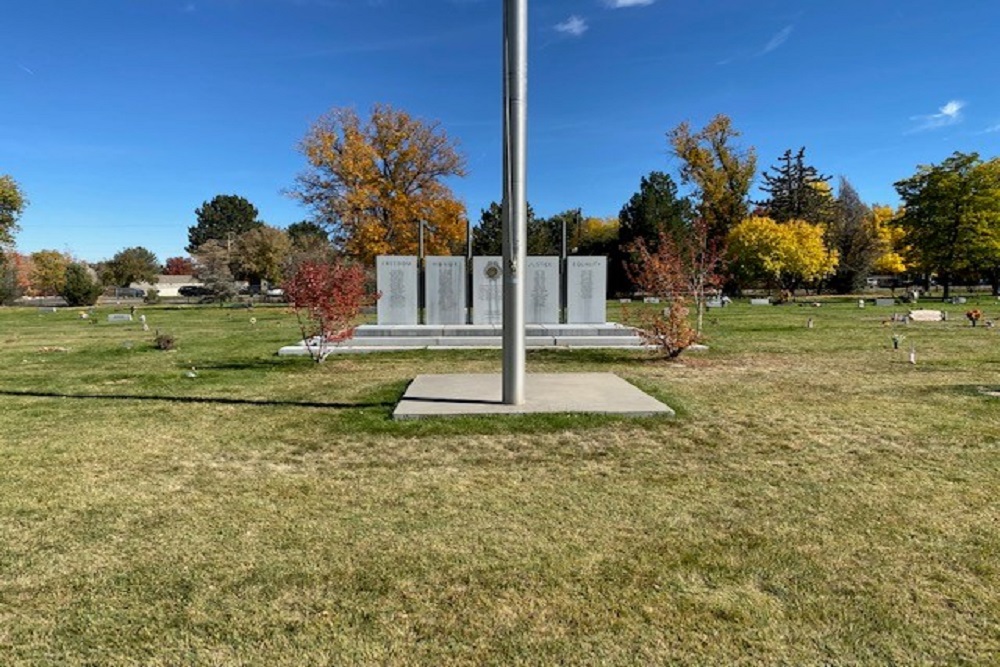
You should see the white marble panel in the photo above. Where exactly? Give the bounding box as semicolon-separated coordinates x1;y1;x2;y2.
567;256;607;324
376;255;418;325
526;256;560;324
472;256;503;325
425;256;466;325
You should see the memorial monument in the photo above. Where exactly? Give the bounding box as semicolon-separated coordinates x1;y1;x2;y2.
567;256;607;324
425;256;466;325
376;255;418;325
473;256;504;325
526;256;559;324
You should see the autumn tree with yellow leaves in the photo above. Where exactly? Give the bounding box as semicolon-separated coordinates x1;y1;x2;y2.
871;204;907;276
727;216;838;293
293;104;468;264
668;114;757;241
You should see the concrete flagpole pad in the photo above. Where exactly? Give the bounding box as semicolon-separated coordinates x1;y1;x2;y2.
393;373;674;420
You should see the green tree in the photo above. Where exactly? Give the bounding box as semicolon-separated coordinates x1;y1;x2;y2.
894;152;1000;298
187;195;263;254
103;247;161;287
286;221;334;271
758;148;834;224
828;178;882;293
61;263;103;306
668;114;756;241
616;171;693;294
472;201;540;256
192;239;236;303
233;225;292;286
535;210;582;256
618;172;693;250
287;221;329;249
0;175;27;246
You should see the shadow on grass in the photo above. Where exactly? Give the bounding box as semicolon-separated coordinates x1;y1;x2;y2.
0;389;395;410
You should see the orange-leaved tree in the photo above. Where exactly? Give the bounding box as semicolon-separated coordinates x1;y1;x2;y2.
283;260;375;362
293;104;468;264
627;219;724;358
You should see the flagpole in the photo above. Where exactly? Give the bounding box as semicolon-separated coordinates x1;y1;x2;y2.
502;0;527;405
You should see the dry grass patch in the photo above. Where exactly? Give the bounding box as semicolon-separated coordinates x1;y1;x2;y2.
0;301;997;664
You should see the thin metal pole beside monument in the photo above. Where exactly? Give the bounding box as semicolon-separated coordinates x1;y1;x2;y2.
502;0;527;405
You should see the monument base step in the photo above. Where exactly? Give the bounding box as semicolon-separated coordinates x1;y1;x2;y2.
277;322;656;357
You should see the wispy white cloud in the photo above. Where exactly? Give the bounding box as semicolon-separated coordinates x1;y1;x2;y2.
555;15;588;37
908;100;966;133
761;25;793;54
17;63;35;76
984;123;1000;133
603;0;655;8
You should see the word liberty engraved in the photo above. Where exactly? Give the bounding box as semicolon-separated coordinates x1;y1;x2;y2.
531;269;548;324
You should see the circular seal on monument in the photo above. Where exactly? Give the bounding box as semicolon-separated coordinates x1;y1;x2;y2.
484;261;501;281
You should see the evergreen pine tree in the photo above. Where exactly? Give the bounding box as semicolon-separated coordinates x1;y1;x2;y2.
758;148;834;224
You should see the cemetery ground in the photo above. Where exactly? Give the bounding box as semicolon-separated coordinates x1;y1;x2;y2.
0;299;997;665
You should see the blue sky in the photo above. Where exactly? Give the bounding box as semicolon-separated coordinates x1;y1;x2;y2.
4;0;999;263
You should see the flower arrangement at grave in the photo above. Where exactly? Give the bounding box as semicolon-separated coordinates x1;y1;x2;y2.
966;309;983;326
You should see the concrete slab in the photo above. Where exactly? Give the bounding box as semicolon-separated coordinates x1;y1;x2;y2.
393;373;674;420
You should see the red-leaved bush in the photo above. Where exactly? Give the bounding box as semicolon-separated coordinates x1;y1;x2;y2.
625;219;723;358
284;260;374;362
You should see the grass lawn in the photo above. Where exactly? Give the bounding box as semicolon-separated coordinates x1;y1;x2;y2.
1;298;998;665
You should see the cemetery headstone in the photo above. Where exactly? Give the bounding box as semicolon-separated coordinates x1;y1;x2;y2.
750;298;770;306
37;307;57;314
472;256;503;325
107;314;133;323
425;256;466;325
875;298;895;306
908;309;944;322
567;256;607;324
376;256;418;325
526;256;559;324
643;297;660;304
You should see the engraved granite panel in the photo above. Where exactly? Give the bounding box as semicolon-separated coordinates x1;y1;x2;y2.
425;256;466;325
376;256;418;325
567;256;607;324
472;256;503;325
526;256;560;324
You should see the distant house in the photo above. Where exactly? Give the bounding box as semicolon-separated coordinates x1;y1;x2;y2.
130;275;203;298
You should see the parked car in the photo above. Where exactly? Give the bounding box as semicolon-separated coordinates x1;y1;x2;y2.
178;286;212;298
